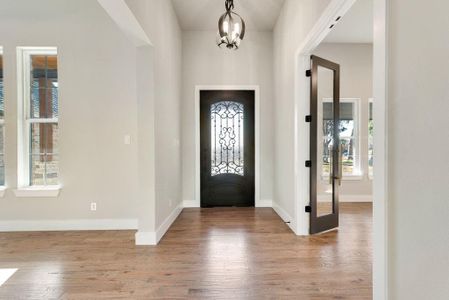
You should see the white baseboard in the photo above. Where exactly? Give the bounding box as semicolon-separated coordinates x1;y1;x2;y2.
272;202;292;223
271;201;296;231
184;199;273;208
318;194;373;202
183;200;199;208
0;218;138;232
256;199;273;207
135;231;156;245
135;203;183;246
155;203;183;243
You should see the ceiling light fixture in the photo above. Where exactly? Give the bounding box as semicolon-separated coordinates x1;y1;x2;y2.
216;0;246;50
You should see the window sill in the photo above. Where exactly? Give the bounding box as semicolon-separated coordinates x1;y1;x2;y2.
321;175;364;181
342;175;364;181
0;186;6;198
14;186;61;198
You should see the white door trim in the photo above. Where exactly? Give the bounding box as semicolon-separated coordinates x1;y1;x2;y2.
372;0;389;298
193;85;261;208
293;0;388;299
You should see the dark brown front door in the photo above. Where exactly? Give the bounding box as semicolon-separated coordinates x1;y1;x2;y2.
200;90;255;207
309;55;341;234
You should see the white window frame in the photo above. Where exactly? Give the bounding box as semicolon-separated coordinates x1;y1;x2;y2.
17;47;60;192
319;97;362;180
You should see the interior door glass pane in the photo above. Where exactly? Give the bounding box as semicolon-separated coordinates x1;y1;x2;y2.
0;154;4;186
210;101;244;176
0;126;4;186
0;55;4;119
368;102;374;176
317;66;334;217
0;55;4;185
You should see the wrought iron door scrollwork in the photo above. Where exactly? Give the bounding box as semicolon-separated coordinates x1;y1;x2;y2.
210;101;244;176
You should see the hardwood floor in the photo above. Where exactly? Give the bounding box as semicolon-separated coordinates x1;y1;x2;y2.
0;203;372;299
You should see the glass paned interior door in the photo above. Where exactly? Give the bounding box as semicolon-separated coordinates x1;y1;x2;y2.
368;101;374;176
309;55;340;234
317;66;335;217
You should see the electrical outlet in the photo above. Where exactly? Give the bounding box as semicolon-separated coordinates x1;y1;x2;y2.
90;202;97;211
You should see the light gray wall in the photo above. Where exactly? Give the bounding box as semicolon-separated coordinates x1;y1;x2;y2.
0;0;139;221
388;0;449;298
181;30;274;204
273;0;331;219
313;43;373;197
126;0;182;228
136;45;157;234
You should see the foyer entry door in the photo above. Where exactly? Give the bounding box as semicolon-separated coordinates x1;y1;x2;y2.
200;90;255;207
309;55;341;234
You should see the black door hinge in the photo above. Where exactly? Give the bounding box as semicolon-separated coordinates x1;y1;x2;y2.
305;115;312;122
305;160;312;167
305;206;312;213
305;69;312;77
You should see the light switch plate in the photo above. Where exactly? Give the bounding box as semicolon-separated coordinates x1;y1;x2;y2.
124;135;131;145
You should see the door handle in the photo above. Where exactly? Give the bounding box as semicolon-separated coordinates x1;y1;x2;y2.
330;144;343;186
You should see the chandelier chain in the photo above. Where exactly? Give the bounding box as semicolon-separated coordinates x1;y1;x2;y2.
225;0;234;12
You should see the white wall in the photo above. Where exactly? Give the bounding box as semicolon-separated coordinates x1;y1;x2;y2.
0;0;139;223
181;30;274;205
313;43;373;197
125;0;183;229
273;0;331;223
0;0;184;240
387;0;449;298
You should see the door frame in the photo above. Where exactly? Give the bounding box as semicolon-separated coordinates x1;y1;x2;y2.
293;0;388;299
192;85;261;208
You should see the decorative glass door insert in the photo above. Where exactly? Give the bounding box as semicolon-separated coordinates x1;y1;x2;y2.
210;101;244;176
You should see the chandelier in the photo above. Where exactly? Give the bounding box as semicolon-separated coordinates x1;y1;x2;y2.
216;0;246;50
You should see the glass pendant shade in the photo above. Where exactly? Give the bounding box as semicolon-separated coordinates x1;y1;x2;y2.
217;0;246;50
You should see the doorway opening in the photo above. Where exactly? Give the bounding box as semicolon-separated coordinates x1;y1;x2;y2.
299;0;374;235
294;0;387;297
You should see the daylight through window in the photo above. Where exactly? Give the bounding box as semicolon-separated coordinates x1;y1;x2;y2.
322;99;360;176
19;48;59;186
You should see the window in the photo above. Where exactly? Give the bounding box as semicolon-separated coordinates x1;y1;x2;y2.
210;101;244;176
368;100;374;177
321;99;360;177
0;49;4;186
18;48;59;187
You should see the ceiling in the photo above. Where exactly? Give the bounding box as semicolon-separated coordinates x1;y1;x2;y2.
323;0;373;43
171;0;285;31
0;0;83;18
